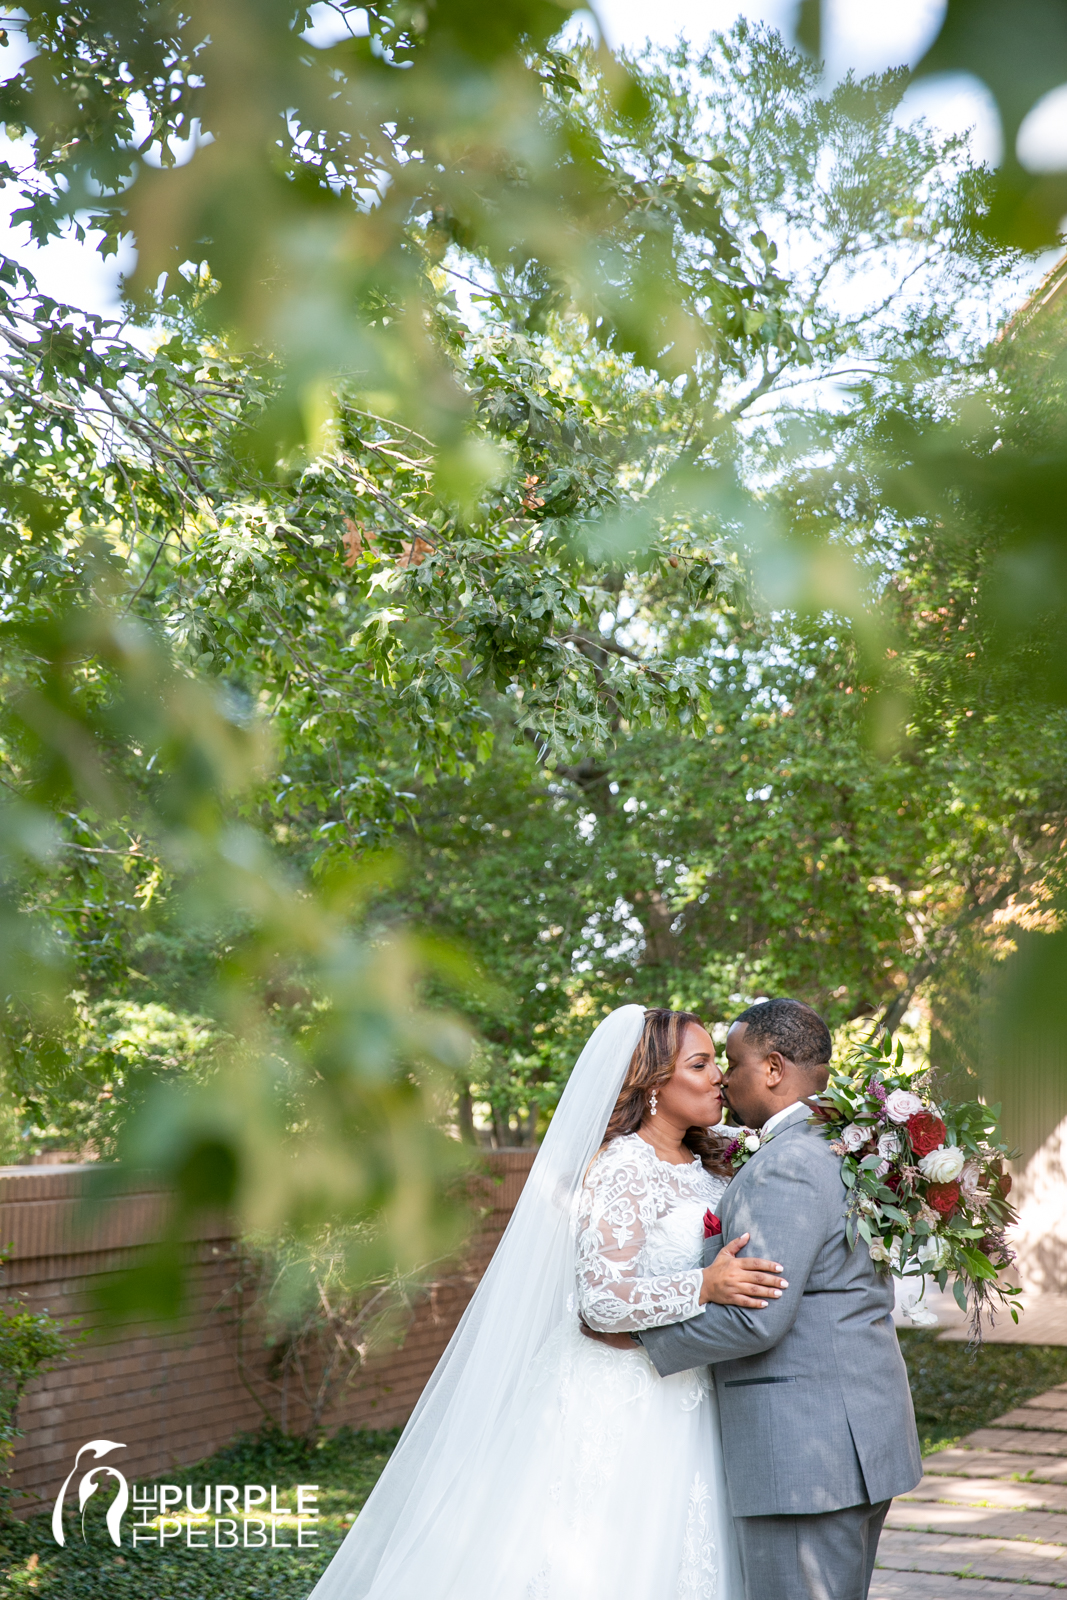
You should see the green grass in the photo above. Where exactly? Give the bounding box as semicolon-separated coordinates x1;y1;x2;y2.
4;1337;1067;1596
898;1330;1067;1456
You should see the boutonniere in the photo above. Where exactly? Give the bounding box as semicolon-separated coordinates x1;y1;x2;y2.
724;1127;764;1170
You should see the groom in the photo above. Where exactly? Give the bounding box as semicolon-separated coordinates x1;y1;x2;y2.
588;997;922;1600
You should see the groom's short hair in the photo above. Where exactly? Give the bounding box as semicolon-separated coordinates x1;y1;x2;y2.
734;998;832;1071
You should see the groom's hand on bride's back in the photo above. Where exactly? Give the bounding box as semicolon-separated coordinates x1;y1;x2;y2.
700;1233;787;1310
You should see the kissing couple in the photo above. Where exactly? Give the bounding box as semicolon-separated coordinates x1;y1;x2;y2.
308;998;922;1600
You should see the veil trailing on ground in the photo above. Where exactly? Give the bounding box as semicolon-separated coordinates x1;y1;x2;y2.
308;1003;648;1600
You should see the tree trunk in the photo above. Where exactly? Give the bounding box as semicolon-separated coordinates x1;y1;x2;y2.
636;886;679;965
457;1088;476;1144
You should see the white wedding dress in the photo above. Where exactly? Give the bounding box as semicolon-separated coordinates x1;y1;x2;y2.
514;1133;742;1598
307;1006;743;1600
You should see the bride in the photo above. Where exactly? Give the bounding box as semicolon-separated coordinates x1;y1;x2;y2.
308;1004;787;1600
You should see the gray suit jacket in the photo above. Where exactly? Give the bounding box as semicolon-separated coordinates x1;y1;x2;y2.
641;1104;922;1518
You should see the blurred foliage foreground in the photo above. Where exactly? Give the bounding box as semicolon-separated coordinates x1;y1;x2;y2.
0;0;1066;1341
1;597;478;1319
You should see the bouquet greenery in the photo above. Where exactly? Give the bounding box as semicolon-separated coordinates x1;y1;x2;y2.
808;1034;1020;1340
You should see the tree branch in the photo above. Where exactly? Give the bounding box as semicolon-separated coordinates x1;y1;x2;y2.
878;870;1024;1035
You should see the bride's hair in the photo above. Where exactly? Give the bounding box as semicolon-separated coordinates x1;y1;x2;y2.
601;1007;733;1178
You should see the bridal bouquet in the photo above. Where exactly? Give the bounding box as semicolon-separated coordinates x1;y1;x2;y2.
808;1033;1021;1340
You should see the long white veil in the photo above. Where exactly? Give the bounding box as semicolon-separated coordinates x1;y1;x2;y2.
308;1003;648;1599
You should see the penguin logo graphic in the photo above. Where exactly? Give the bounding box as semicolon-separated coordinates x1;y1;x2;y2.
51;1440;129;1547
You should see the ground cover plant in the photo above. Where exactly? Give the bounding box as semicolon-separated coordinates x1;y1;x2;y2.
4;1337;1067;1597
899;1332;1067;1458
0;1424;399;1599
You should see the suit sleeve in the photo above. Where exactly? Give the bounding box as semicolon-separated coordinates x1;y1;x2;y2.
639;1144;840;1377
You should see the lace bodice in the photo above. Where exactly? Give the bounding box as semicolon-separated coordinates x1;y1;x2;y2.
575;1133;730;1334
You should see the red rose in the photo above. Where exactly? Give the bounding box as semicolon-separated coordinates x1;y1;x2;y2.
926;1181;960;1218
703;1209;722;1239
885;1172;902;1193
907;1112;947;1157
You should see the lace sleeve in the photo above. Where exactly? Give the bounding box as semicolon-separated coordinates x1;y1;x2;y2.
575;1142;704;1333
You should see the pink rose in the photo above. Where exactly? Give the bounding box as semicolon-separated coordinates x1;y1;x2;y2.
885;1089;924;1124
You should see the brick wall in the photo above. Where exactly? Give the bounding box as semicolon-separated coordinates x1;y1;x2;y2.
0;1151;536;1517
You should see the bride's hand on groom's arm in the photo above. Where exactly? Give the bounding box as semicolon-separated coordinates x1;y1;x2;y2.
699;1234;787;1309
578;1234;789;1349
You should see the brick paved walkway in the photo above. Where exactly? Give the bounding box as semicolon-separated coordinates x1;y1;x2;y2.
871;1382;1067;1597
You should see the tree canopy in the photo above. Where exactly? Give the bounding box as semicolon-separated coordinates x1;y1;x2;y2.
0;5;1065;1309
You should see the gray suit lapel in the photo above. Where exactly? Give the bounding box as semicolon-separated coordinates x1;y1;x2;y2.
701;1233;725;1267
704;1106;812;1262
737;1102;813;1173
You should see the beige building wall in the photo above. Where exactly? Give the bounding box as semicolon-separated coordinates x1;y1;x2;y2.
1009;1116;1067;1295
985;1042;1067;1296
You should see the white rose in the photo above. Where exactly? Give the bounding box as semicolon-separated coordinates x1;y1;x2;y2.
868;1239;891;1263
918;1145;966;1183
744;1132;761;1153
841;1123;869;1153
877;1131;902;1160
884;1089;924;1124
874;1159;890;1179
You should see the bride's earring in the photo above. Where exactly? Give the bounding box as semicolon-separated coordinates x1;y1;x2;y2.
649;1088;658;1116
